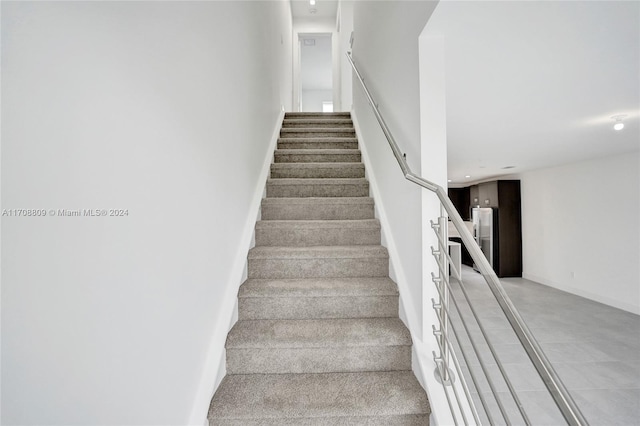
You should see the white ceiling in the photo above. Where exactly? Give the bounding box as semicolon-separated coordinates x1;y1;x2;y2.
290;0;339;21
424;1;639;185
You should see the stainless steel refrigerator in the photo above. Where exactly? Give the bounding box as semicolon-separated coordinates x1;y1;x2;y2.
472;207;497;272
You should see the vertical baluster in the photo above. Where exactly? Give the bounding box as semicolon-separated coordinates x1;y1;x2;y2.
438;207;450;383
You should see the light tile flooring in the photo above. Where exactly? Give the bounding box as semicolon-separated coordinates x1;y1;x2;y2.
446;266;640;425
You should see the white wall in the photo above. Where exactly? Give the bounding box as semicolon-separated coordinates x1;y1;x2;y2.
302;90;333;112
338;0;354;111
1;1;292;425
351;4;454;424
520;152;640;314
352;0;438;340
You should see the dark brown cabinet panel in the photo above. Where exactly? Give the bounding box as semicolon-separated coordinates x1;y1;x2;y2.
448;187;471;220
494;180;522;277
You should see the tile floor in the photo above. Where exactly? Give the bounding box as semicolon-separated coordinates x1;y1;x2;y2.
444;266;640;425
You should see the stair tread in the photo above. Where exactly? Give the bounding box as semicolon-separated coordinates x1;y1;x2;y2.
281;128;355;132
248;245;388;260
208;371;430;420
271;162;364;168
239;277;398;298
227;318;411;349
278;137;357;142
208;415;428;425
283;119;353;124
260;197;375;220
256;219;379;230
267;178;367;185
262;197;374;205
284;117;352;123
285;112;351;116
276;149;360;155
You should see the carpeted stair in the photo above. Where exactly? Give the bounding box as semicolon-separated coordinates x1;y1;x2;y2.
208;112;430;425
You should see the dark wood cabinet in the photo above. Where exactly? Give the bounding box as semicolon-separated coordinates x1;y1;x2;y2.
448;187;471;220
493;180;522;277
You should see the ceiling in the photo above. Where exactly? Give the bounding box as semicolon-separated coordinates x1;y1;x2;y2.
423;1;639;185
290;0;339;21
290;1;639;185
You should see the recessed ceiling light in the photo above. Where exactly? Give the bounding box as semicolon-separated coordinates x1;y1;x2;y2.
310;0;316;5
447;179;452;183
612;114;626;131
465;175;471;178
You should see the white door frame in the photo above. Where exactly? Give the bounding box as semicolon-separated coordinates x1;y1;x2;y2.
293;31;341;112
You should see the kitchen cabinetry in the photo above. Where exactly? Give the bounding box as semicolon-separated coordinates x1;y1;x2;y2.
451;180;522;277
471;182;499;207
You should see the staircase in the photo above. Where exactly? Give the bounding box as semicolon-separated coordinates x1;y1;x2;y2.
208;112;430;425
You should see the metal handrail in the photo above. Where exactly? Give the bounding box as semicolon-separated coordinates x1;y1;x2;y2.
346;51;588;426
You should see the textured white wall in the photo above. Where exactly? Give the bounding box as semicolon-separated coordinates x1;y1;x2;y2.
352;0;438;339
1;1;292;424
520;152;640;314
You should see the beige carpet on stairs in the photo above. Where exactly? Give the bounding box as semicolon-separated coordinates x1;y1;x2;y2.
207;112;431;425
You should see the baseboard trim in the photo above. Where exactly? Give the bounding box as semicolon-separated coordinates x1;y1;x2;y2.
187;110;284;426
523;272;640;315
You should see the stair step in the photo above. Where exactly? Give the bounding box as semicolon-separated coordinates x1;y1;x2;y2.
285;112;351;119
280;128;356;138
239;277;398;298
208;415;428;426
208;371;430;422
247;246;389;279
274;149;361;163
238;277;398;320
278;138;358;150
282;119;353;128
261;197;375;220
266;178;369;198
227;318;409;349
225;318;411;374
271;163;365;179
255;219;380;247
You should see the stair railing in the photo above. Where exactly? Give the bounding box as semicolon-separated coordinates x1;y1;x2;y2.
346;51;588;426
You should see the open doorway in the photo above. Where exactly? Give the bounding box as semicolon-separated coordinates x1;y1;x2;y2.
299;33;333;112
